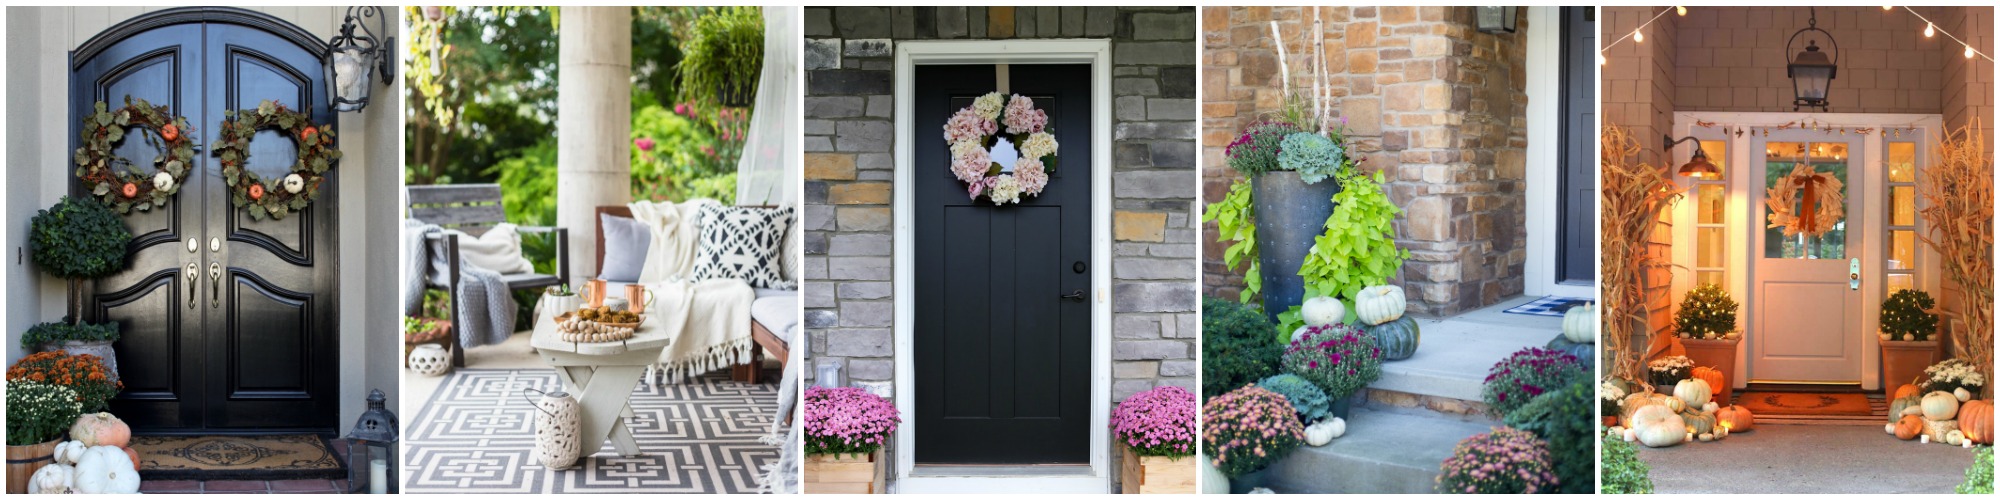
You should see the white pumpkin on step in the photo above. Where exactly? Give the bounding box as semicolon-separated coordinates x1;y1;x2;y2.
1301;296;1345;327
1354;285;1407;326
1304;417;1348;446
1562;302;1597;344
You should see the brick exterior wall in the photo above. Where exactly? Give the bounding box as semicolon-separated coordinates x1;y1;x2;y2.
1200;6;1529;317
802;5;1197;414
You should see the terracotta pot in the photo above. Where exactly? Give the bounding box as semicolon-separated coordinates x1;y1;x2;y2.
5;437;62;494
1880;339;1940;390
1681;336;1739;405
1119;441;1195;494
805;450;884;494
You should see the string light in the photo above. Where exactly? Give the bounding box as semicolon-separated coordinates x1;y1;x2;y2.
1677;6;1687;16
1967;44;1977;58
1900;7;1995;62
1635;29;1644;43
1883;6;1894;10
1598;6;1677;65
1925;22;1935;38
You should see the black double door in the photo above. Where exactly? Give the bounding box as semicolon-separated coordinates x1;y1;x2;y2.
914;64;1092;464
72;13;340;433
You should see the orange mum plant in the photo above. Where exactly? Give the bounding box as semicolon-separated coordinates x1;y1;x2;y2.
6;350;122;412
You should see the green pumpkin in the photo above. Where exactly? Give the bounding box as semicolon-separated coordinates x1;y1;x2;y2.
1545;335;1596;369
1364;316;1420;361
1683;411;1716;435
1889;395;1924;424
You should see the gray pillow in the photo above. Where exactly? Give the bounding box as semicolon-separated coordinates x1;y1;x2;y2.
600;213;651;283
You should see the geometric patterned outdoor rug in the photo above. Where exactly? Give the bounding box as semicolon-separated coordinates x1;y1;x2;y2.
1501;295;1592;317
128;434;345;481
402;369;778;494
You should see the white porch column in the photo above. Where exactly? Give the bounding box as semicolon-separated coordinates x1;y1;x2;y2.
557;6;632;282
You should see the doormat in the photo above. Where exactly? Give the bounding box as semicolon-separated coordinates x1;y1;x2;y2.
127;434;345;481
1735;392;1882;421
1502;296;1592;317
402;369;779;494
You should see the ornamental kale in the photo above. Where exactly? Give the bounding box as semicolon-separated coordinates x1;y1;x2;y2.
1481;347;1588;418
1201;385;1304;478
803;386;900;456
1281;322;1383;401
1436;427;1559;494
1110;386;1197;458
1258;373;1332;424
1276;132;1345;185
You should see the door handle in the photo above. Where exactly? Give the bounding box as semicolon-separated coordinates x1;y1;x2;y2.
1061;289;1086;302
186;263;198;309
209;262;222;308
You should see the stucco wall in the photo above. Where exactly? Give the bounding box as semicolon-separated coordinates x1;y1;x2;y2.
3;6;402;426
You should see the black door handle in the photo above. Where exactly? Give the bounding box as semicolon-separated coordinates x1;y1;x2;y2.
1061;289;1086;302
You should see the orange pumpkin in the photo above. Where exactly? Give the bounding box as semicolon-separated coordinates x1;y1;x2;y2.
1960;399;1993;445
123;447;141;470
1717;405;1755;432
69;412;131;448
1895;414;1925;440
160;124;179;142
1691;367;1726;398
1893;384;1922;400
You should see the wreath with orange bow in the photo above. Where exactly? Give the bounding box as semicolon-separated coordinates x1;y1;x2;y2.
1765;163;1845;238
211;100;341;221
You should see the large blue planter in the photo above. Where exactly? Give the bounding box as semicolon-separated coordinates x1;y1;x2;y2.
1253;170;1341;323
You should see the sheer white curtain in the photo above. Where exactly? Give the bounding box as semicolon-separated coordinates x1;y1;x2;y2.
735;6;799;206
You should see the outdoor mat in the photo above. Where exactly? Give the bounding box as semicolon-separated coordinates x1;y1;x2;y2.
1502;296;1592;317
127;434;346;480
402;368;778;494
1735;392;1886;425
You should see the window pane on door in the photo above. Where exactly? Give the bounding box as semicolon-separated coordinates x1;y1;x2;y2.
1699;140;1728;180
1698;227;1726;268
1763;142;1847;259
1698;184;1726;224
1888;142;1916;182
1888;274;1914;296
1697;270;1725;286
1889;230;1916;270
1891;186;1916;226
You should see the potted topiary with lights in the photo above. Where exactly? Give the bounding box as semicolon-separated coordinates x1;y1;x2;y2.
1673;284;1739;403
1879;289;1941;392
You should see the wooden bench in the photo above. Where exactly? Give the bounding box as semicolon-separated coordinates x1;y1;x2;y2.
595;205;788;384
407;184;570;367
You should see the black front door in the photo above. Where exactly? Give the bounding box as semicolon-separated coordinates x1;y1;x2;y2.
914;64;1092;464
73;12;340;433
1558;6;1597;285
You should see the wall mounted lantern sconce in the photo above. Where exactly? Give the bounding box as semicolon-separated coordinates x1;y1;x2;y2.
1664;135;1719;179
326;6;395;113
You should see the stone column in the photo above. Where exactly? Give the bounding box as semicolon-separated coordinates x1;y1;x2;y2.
558;6;633;281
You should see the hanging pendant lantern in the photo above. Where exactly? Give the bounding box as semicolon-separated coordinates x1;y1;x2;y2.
1785;7;1839;111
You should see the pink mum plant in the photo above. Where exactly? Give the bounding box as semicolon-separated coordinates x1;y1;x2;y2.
804;386;901;456
1111;386;1197;458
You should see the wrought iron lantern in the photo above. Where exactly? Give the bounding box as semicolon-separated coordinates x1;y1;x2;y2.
1664;135;1719;179
344;389;400;494
325;6;395;112
1786;7;1839;111
1476;7;1519;34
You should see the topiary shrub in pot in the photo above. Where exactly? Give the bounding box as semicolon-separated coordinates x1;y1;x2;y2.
1673;283;1738;340
1504;379;1594;494
1481;347;1588;418
1280;323;1382;419
1435;427;1559;494
1201;297;1283;399
1880;289;1940;341
1200;385;1303;479
29;196;133;315
1256;373;1330;424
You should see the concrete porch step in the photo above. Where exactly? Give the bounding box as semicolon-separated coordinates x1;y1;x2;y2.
1253;407;1501;494
1364;302;1562;403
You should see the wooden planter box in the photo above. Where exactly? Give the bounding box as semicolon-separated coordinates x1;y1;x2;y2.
1881;339;1939;390
6;438;61;494
1681;337;1739;404
1119;442;1195;494
806;450;884;494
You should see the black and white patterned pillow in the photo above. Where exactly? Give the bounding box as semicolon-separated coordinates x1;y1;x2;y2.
692;205;794;289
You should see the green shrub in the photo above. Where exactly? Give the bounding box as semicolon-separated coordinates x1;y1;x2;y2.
1504;378;1594;494
1202;297;1282;399
1601;434;1655;494
675;7;763;106
1673;283;1738;338
20;320;121;351
1960;446;1993;494
29;196;131;280
1880;289;1939;341
1258;373;1331;424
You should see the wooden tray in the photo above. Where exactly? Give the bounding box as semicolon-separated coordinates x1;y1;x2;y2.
555;312;645;330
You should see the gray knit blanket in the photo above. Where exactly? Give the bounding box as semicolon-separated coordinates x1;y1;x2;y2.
403;219;518;349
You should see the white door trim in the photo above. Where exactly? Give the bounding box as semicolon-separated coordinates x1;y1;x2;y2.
1522;6;1594;299
890;38;1114;494
1669;111;1943;389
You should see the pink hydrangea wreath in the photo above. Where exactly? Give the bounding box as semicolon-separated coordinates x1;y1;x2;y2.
942;92;1060;205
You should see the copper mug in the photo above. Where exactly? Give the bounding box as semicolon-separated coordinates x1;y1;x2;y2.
625;284;655;313
583;279;608;308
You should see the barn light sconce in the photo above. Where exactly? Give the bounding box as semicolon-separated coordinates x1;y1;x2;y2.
1786;7;1839;111
1664;135;1719;179
1476;7;1519;34
326;6;395;113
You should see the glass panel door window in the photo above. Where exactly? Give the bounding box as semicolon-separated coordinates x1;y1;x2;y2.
1763;141;1849;260
1693;139;1728;286
1885;140;1919;295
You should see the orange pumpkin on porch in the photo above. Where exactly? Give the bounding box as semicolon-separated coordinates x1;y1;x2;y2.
1893;384;1922;400
1895;414;1925;440
1960;399;1993;445
1690;367;1726;398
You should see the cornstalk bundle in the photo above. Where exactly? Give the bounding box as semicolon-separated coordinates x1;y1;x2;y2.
1917;119;1993;385
1599;124;1684;382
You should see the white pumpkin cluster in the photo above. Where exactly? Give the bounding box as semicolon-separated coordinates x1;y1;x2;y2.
29;443;139;494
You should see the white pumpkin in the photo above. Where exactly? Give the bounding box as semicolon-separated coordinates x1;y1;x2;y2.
1947;429;1967;446
1697;432;1714;442
1304;417;1347;446
1562;302;1598;344
29;462;75;494
1354;285;1407;326
1630;404;1688;448
1702;402;1720;414
153;171;176;192
1301;296;1345;327
1956;387;1972;402
53;440;88;465
1674;379;1713;409
283;173;306;194
1886;423;1898;435
1922;391;1960;420
1198;451;1229;494
72;446;141;494
1605;425;1626;439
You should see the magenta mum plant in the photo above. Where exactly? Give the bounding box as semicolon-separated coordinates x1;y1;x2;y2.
1201;385;1304;478
804;386;900;456
1480;347;1588;417
1281;323;1383;400
1111;386;1197;458
1436;427;1559;494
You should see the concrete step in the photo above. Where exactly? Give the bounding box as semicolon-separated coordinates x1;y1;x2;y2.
1250;407;1502;494
1364;297;1564;403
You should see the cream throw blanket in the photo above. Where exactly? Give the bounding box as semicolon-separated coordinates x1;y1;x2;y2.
627;199;753;383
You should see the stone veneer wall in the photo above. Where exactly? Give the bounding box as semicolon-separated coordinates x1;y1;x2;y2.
1200;6;1529;316
801;6;1198;411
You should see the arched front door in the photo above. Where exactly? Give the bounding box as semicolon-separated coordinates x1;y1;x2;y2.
72;8;340;433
